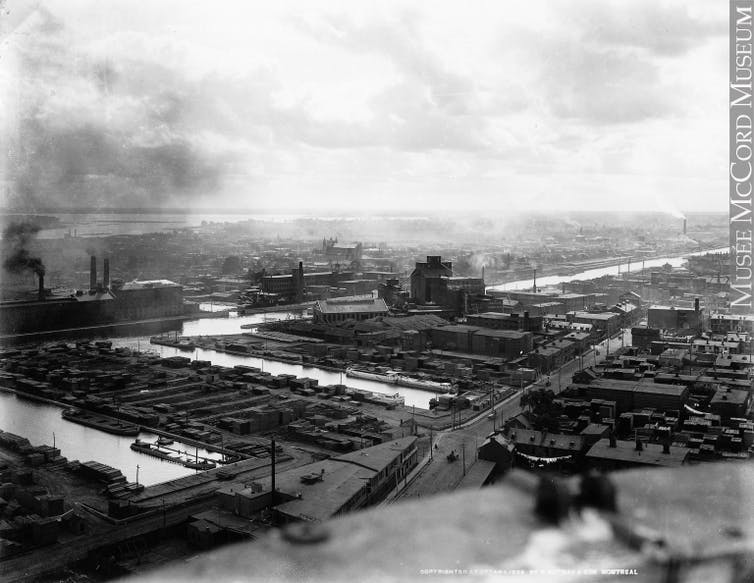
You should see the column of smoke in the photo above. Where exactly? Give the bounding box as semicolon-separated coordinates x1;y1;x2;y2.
2;222;46;299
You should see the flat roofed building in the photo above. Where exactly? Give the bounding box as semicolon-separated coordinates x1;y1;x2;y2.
710;388;750;421
709;313;754;333
586;438;688;470
571;311;620;336
506;429;587;458
570;379;689;415
314;296;389;324
648;305;703;331
466;312;543;332
251;436;418;523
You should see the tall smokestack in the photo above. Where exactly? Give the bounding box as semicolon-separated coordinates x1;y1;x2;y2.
533;269;537;293
38;273;45;301
683;218;687;235
90;256;97;291
103;258;110;290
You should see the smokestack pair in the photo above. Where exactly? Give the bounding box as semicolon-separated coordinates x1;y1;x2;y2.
90;256;110;291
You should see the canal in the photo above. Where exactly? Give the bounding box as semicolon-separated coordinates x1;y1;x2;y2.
0;247;725;486
0;391;223;486
109;311;438;409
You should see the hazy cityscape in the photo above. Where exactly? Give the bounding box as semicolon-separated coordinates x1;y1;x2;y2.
0;1;749;582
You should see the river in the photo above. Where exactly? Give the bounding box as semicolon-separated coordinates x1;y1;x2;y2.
488;247;728;291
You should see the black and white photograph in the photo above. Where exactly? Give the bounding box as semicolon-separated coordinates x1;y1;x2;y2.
0;1;749;581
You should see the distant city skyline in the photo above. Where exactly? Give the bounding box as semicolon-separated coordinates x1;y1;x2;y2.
1;0;727;214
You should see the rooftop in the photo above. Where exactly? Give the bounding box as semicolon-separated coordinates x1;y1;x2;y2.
586;438;688;467
121;279;181;290
507;429;586;452
250;437;417;522
710;388;749;406
315;298;388;315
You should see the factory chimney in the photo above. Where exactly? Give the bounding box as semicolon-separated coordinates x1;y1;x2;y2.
683;218;687;235
533;269;537;293
90;256;97;291
38;273;45;301
103;258;110;290
295;261;304;303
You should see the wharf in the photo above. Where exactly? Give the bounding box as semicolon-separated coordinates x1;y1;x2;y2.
0;315;192;345
238;302;315;315
130;454;291;507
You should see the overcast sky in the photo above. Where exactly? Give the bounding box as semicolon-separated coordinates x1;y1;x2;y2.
0;0;727;215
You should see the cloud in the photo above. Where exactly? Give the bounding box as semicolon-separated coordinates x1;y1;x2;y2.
291;11;491;151
541;41;674;125
5;8;240;210
566;0;726;56
0;0;728;214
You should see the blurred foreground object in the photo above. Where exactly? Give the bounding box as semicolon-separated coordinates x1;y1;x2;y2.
129;463;754;583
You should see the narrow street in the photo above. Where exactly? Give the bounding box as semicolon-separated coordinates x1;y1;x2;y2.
394;328;631;501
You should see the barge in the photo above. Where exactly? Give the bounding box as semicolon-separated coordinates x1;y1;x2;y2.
345;367;398;384
150;336;196;351
130;440;184;463
345;367;454;393
395;375;454;393
62;409;140;436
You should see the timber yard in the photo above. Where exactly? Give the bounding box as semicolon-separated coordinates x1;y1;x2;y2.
1;210;752;581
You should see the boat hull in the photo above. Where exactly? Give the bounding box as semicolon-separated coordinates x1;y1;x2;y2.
345;368;398;384
395;376;453;393
62;410;140;436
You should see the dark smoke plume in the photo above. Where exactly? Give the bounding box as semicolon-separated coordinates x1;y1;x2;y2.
2;222;45;276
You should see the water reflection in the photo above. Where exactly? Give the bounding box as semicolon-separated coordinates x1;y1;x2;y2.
0;392;222;486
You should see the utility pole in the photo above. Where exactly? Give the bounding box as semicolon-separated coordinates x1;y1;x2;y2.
136;464;140;486
270;437;276;507
429;426;433;461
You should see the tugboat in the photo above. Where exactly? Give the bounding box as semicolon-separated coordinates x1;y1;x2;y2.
183;447;216;471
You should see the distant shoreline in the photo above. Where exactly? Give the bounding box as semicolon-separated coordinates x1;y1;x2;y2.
0;208;730;217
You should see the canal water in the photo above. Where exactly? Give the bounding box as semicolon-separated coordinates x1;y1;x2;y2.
0;391;223;486
110;310;435;409
489;247;728;291
0;247;724;486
